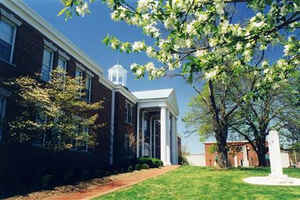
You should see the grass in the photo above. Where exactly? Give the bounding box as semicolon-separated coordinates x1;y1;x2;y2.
93;166;300;200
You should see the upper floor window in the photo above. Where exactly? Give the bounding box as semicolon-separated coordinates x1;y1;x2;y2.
85;74;92;103
58;57;67;72
75;67;83;82
125;101;133;124
41;48;54;82
0;19;16;63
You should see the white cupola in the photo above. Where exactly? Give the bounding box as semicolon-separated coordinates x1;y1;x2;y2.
108;64;127;86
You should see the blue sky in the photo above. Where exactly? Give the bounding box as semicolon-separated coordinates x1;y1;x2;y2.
23;0;203;153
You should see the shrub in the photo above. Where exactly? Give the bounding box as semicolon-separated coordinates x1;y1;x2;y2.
128;165;134;172
141;163;150;169
137;157;163;168
178;155;189;165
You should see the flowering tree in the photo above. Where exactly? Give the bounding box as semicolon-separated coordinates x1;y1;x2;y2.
3;70;102;151
59;0;299;167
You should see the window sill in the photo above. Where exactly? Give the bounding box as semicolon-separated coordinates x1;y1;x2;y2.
0;58;16;67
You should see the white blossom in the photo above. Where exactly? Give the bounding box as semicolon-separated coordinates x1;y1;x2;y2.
76;2;89;17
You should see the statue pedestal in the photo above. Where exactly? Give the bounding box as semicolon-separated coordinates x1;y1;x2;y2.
243;130;300;186
244;176;300;186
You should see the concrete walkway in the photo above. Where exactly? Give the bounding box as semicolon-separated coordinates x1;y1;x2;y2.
45;166;179;200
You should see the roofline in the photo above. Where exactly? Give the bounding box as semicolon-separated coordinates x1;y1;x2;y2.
2;0;104;77
115;85;138;103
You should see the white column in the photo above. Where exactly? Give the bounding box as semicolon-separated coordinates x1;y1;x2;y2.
234;155;238;167
160;107;167;165
268;130;285;178
136;106;140;158
171;116;177;165
154;120;156;158
150;117;153;157
141;111;145;157
166;111;171;165
242;145;249;167
109;90;115;165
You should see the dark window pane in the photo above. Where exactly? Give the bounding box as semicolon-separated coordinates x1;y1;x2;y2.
0;39;11;62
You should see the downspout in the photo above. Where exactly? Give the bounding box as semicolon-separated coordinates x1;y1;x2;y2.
109;89;116;166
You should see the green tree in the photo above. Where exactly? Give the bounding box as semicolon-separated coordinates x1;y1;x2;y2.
2;69;102;151
59;0;299;167
229;71;299;166
183;76;241;167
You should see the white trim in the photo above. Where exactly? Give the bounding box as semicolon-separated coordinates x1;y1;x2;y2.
99;76;114;90
109;89;116;165
76;63;94;78
0;16;17;64
160;107;167;165
1;0;104;77
58;50;70;60
136;105;140;158
141;111;145;156
114;85;137;103
43;39;57;51
150;116;153;157
41;47;54;82
0;7;22;26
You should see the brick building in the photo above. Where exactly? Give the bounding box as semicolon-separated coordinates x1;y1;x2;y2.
0;0;180;166
205;141;259;167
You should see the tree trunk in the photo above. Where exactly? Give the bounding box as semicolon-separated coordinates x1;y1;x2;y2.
216;128;229;168
256;136;268;167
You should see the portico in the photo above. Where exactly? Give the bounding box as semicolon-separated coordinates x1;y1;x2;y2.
133;89;179;165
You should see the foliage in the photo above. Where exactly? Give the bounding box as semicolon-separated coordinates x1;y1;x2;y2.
2;69;102;151
178;154;189;165
137;157;163;168
58;0;300;167
93;166;300;200
135;163;150;170
230;72;299;166
183;78;242;167
61;0;299;91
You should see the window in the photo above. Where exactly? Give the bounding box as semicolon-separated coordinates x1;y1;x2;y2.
41;48;54;82
0;96;7;142
75;67;83;82
58;57;67;72
85;74;92;103
125;102;133;124
0;19;16;63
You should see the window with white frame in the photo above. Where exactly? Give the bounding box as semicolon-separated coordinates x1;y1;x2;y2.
75;67;83;82
85;74;92;103
41;48;54;82
0;96;7;142
125;101;133;124
0;19;16;63
58;57;67;73
75;67;84;98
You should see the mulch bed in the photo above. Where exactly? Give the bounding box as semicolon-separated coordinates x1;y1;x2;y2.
6;166;179;200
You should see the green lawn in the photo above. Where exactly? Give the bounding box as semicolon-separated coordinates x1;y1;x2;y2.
93;166;300;200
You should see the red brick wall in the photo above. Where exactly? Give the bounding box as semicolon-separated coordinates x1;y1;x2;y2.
205;142;259;167
113;92;137;165
0;4;113;165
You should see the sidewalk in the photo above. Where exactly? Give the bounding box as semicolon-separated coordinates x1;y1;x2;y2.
45;165;179;200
